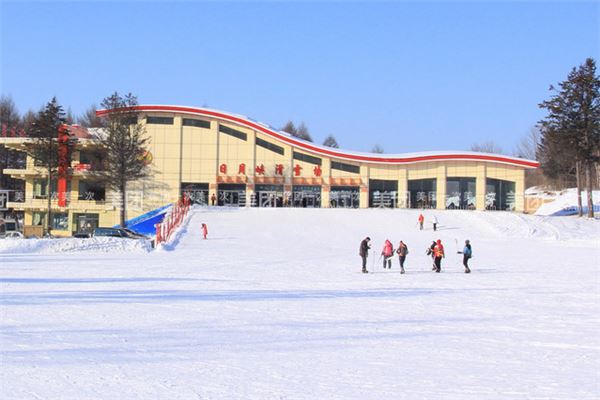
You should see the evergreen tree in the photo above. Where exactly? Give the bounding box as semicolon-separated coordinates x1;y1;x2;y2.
539;58;599;217
99;92;151;227
371;144;384;154
296;122;313;142
281;121;297;136
323;135;339;148
28;97;74;235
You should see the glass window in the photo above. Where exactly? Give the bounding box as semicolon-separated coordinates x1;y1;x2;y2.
32;212;45;226
369;179;398;208
331;161;360;174
52;213;69;230
146;116;174;125
219;125;247;141
293;151;321;166
256;137;284;155
486;178;516;211
182;118;211;129
445;177;476;210
78;181;106;201
408;179;437;209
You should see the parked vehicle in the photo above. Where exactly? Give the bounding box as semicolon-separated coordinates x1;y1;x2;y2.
0;218;21;238
2;231;24;239
92;227;148;239
73;232;92;239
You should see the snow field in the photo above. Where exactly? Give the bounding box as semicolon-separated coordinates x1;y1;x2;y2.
1;208;599;399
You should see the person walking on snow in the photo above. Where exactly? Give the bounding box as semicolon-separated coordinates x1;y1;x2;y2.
433;239;445;273
359;237;371;273
432;215;439;231
382;239;394;269
427;240;437;270
418;213;425;230
201;223;208;239
396;240;408;274
457;239;472;273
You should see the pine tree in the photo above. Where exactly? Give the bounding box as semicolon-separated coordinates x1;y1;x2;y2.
28;97;74;235
99;92;151;227
323;135;339;148
296;122;313;142
281;121;297;136
539;58;599;217
371;144;384;154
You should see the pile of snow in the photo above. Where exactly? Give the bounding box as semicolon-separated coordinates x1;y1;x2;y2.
532;188;600;216
0;236;153;254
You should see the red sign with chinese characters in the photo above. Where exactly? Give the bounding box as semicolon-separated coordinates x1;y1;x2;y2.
219;164;227;174
275;164;284;175
294;164;302;176
313;165;322;177
238;163;246;175
255;164;265;175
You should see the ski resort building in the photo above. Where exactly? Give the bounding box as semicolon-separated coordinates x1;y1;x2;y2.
0;105;538;236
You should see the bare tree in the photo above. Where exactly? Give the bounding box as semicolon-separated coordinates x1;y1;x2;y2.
323;135;339;148
371;144;384;154
78;104;103;128
470;140;504;154
0;95;23;189
99;92;151;227
513;127;541;160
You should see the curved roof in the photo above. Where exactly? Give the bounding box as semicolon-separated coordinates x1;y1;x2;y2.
97;105;539;168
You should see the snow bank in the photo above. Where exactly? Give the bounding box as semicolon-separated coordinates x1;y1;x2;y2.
533;188;600;216
0;236;153;254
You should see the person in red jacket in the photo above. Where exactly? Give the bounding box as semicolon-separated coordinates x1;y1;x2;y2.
381;239;394;269
418;214;425;230
201;223;208;239
433;239;445;273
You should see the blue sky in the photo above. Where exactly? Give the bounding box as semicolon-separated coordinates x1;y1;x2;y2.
1;1;598;154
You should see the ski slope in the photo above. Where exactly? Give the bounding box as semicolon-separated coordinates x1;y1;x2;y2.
1;208;599;399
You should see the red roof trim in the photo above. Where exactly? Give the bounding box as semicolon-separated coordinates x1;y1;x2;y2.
97;105;539;168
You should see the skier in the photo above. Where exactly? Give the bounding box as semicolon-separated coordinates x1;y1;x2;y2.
359;237;371;273
381;239;394;269
396;240;408;274
433;239;445;273
432;215;438;231
427;240;437;270
418;213;424;230
201;223;208;239
457;239;472;273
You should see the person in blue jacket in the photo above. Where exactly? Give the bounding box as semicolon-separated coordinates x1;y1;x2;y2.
457;239;472;273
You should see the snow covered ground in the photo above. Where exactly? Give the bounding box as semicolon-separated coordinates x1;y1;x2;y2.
1;208;599;399
530;188;600;216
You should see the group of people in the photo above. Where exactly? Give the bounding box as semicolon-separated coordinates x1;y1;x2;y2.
359;237;472;274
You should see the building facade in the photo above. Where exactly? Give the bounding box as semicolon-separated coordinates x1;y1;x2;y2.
0;105;538;236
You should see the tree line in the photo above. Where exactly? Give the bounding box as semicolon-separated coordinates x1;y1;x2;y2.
0;93;150;235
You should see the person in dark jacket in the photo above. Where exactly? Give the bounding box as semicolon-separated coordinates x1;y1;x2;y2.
396;240;408;274
359;237;371;273
457;239;472;273
427;241;437;270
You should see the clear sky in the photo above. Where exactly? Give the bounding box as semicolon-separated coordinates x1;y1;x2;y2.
1;1;598;155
